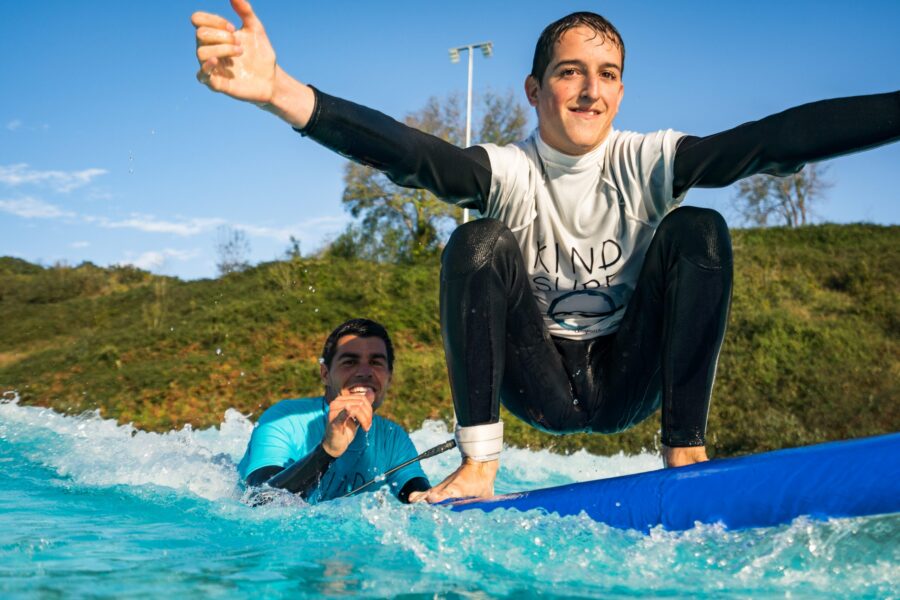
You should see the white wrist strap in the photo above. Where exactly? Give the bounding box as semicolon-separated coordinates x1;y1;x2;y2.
455;421;503;462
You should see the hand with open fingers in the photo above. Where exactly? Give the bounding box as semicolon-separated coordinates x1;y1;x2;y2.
407;457;498;503
321;390;375;458
191;0;276;103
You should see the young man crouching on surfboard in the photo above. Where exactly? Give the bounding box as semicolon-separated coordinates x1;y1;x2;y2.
238;319;430;503
194;1;900;503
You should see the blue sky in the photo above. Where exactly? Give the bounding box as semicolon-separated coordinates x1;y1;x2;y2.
3;1;898;279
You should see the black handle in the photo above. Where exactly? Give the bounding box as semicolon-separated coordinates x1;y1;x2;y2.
341;438;457;498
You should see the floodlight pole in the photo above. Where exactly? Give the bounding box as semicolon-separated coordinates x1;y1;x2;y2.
466;48;474;149
449;41;492;223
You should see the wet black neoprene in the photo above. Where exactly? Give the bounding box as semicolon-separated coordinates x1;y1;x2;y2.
441;207;731;446
246;444;429;503
299;88;900;446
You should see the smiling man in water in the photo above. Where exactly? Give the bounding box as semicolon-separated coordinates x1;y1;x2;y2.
237;319;430;503
196;2;900;504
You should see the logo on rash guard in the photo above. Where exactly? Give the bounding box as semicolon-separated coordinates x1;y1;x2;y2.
547;286;629;331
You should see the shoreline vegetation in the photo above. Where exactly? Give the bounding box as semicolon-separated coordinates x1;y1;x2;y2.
1;223;897;458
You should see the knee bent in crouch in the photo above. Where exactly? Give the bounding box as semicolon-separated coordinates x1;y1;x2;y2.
655;207;732;270
442;218;519;278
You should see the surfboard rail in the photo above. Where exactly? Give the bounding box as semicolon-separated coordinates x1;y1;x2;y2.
446;432;900;531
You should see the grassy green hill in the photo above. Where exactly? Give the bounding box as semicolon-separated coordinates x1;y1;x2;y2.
1;224;898;457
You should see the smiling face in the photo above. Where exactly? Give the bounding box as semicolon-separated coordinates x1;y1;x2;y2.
320;334;392;410
525;25;624;156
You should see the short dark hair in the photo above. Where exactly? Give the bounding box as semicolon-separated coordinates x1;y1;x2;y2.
321;318;395;371
531;12;625;84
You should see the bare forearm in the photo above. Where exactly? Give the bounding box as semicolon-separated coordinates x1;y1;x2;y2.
257;66;317;129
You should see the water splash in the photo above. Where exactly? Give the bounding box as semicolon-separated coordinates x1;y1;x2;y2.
0;396;896;597
0;395;248;500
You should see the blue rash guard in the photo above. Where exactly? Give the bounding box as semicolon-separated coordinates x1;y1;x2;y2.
237;396;427;503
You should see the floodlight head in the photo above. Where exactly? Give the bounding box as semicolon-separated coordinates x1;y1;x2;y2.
449;48;460;63
481;42;493;58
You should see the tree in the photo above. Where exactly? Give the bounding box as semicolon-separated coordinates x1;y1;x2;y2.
333;90;529;262
216;226;251;275
733;163;832;227
284;235;302;260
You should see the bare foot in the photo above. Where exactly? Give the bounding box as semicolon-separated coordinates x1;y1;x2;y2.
408;458;499;504
662;445;709;468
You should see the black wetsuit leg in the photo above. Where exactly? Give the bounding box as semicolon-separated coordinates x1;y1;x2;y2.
441;218;586;431
592;206;733;446
441;207;732;446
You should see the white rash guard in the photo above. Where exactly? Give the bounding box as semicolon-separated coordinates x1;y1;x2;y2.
479;128;685;340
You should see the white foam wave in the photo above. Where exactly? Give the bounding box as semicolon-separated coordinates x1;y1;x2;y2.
1;396;657;503
1;396;897;597
361;499;900;597
408;418;661;493
0;395;251;500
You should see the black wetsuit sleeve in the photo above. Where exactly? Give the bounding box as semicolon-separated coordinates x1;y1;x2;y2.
245;443;335;498
296;87;492;212
398;476;431;504
672;91;900;198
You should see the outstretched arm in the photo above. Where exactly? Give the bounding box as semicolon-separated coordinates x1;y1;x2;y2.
192;0;314;128
193;1;491;210
672;91;900;197
300;89;492;210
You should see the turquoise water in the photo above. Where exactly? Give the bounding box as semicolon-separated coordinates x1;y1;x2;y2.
1;397;897;598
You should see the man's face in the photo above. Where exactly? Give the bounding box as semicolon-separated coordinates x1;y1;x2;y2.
320;334;392;410
525;25;624;156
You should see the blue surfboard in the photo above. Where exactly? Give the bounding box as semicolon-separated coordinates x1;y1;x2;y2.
446;432;900;532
